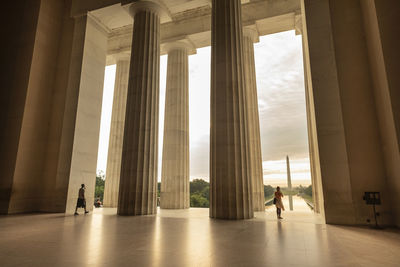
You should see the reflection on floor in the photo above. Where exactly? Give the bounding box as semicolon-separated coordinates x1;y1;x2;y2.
0;207;399;266
263;195;320;224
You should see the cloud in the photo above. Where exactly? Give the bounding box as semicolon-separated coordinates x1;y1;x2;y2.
254;31;309;162
262;157;311;185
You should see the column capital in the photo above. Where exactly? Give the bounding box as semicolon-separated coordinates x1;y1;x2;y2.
162;40;197;55
243;27;259;43
123;0;168;18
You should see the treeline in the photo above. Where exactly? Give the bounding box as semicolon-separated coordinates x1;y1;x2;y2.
298;185;312;197
264;185;275;199
266;185;313;198
190;179;209;207
187;182;301;207
95;173;105;201
95;174;312;207
156;179;210;207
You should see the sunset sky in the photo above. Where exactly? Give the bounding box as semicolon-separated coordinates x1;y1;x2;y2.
97;30;311;186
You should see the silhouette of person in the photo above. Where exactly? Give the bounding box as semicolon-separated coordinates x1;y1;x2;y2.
274;186;285;219
94;197;101;208
74;184;89;215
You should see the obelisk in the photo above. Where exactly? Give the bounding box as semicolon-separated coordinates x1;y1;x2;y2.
286;155;293;211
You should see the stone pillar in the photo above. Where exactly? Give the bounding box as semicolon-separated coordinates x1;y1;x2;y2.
160;42;193;209
103;55;130;207
64;15;108;214
210;0;253;219
242;28;265;212
118;1;162;216
297;15;323;214
301;35;323;214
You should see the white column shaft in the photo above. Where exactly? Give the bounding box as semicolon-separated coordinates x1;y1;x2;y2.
103;59;129;207
160;48;190;209
118;7;161;215
243;33;265;212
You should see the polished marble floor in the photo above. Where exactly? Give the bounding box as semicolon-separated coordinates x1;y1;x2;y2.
0;207;399;267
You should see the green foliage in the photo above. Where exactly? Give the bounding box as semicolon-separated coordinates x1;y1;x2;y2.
190;179;209;194
95;172;105;201
264;185;313;200
157;179;210;207
305;185;312;196
156;180;313;208
298;185;313;197
298;184;313;203
190;179;209;208
264;185;274;199
281;187;296;195
190;193;209;207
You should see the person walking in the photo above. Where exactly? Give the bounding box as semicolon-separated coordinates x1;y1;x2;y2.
274;186;285;219
74;184;89;215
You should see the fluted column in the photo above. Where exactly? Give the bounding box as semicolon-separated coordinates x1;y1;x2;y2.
210;0;254;219
118;1;162;215
243;28;265;212
160;42;192;209
103;55;130;207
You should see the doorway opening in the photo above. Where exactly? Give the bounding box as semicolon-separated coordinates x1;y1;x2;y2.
95;30;325;217
255;30;323;220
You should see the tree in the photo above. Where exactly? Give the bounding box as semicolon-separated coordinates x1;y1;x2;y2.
190;193;209;207
190;179;209;208
158;178;211;207
190;179;209;194
304;185;313;196
95;171;105;201
298;185;313;197
264;185;274;199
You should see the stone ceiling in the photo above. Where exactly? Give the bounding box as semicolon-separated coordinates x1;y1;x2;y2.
89;0;254;30
83;0;301;62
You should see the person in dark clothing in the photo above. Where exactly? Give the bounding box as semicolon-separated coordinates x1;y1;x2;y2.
94;198;101;208
74;184;89;215
274;186;285;219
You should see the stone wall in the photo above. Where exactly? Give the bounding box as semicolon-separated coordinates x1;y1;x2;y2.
360;0;400;227
303;0;399;226
0;1;41;213
0;0;66;214
0;0;107;214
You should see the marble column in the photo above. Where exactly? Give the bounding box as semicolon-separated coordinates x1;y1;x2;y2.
160;42;192;209
243;28;265;212
297;15;323;214
118;1;162;215
210;0;253;219
302;40;322;214
103;55;130;207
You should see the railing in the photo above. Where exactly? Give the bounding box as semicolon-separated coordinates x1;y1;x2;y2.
299;194;314;210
